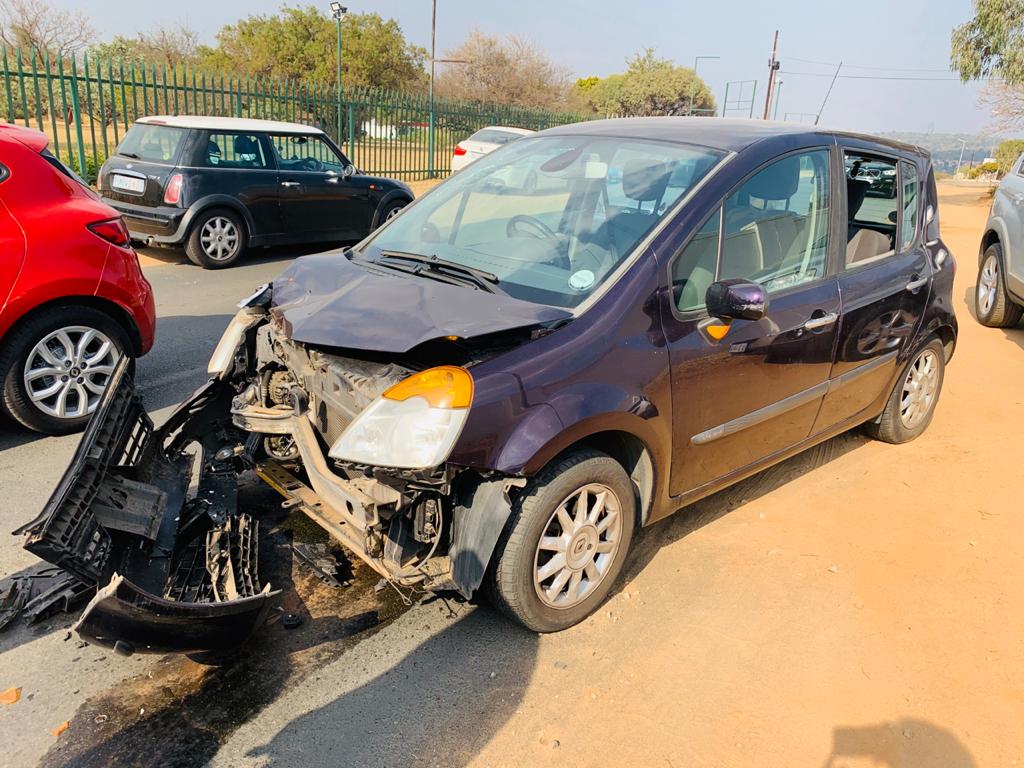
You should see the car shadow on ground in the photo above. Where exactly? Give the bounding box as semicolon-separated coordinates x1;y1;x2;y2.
961;284;1024;351
820;718;976;767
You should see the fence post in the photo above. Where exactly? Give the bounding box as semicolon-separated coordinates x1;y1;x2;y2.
69;56;87;178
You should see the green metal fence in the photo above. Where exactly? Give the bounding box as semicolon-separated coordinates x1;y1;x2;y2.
0;46;592;182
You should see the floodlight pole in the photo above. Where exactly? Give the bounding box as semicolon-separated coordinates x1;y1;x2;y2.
689;55;719;116
331;3;347;145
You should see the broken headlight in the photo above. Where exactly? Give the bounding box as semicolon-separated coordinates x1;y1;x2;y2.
329;366;473;469
207;307;265;377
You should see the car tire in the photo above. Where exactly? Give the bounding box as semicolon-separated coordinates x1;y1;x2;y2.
486;449;636;633
975;242;1023;328
863;336;945;444
185;208;247;269
0;305;130;435
374;200;407;229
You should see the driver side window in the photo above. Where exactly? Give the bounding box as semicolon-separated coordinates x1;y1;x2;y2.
670;149;831;312
269;134;346;173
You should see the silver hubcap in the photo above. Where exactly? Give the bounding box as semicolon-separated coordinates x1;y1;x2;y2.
900;348;939;430
978;253;998;316
533;483;622;609
200;216;239;261
385;205;403;221
23;326;119;420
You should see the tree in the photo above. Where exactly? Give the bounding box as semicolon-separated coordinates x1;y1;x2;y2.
951;0;1024;83
994;138;1024;174
575;49;715;117
0;0;94;57
435;29;572;109
198;6;426;90
91;25;200;68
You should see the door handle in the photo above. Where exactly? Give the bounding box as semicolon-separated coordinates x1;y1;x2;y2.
905;275;929;292
281;181;300;188
803;312;838;330
326;176;340;184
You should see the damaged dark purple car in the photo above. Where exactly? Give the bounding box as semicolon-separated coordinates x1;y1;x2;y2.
17;118;957;654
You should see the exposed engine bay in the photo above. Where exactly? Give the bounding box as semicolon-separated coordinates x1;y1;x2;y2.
14;282;528;656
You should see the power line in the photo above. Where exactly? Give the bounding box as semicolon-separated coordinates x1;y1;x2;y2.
788;56;954;73
781;70;974;82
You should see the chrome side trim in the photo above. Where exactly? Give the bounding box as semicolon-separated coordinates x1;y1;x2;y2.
690;381;829;445
690;351;899;446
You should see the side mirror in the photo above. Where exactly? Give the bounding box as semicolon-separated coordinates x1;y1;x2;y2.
342;163;357;179
706;279;767;321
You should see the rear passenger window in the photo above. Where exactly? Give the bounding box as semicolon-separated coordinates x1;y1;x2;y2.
203;133;268;169
845;152;897;266
720;149;830;293
899;161;919;251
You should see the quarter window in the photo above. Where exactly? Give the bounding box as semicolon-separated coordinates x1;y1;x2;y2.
899;160;919;251
672;209;720;312
202;133;268;169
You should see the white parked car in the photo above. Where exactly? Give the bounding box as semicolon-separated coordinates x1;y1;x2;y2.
450;126;535;172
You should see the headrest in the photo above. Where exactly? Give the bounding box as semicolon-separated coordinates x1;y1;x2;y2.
622;159;671;202
745;155;800;200
846;178;871;219
207;140;222;156
233;135;257;155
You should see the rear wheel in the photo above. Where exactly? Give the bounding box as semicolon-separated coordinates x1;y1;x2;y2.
186;208;247;269
0;306;129;435
375;200;407;229
487;449;636;632
975;243;1023;327
863;337;945;444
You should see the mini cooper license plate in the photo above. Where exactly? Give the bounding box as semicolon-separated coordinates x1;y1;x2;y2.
111;174;145;194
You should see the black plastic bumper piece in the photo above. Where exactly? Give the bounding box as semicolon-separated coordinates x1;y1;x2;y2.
16;360;277;655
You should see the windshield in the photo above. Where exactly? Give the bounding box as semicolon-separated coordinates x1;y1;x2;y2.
117;124;187;163
361;135;724;308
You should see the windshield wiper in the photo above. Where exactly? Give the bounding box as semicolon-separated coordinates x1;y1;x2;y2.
376;250;501;293
119;152;141;159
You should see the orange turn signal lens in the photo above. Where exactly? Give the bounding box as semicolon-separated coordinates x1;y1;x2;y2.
383;366;473;409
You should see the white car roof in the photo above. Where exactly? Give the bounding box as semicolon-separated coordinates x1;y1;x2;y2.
136;115;325;135
474;125;535;136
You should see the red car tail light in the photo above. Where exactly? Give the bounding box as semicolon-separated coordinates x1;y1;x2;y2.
87;217;131;247
453;144;467;156
163;173;183;204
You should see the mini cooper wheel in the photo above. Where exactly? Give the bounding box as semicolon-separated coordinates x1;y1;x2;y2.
0;306;129;435
975;243;1023;328
186;209;247;269
375;200;407;229
863;337;945;444
487;449;636;632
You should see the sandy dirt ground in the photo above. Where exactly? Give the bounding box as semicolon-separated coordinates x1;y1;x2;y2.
3;181;1021;768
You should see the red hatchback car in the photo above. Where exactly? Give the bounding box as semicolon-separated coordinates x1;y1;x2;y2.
0;125;155;434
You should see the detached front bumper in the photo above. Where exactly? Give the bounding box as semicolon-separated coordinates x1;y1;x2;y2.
15;360;275;655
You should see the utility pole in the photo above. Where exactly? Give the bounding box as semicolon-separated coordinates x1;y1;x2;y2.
762;30;779;120
330;3;347;145
814;61;842;126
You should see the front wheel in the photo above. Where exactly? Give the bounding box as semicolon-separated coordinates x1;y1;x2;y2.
863;337;945;444
0;306;129;435
975;243;1023;328
186;208;247;269
487;449;636;633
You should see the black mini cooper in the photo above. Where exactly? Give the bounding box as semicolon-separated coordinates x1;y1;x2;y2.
97;116;414;268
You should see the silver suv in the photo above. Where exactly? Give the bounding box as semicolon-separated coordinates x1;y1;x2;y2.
977;158;1024;326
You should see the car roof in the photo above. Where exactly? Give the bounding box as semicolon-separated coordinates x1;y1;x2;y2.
136;115;325;135
473;126;536;136
539;117;925;157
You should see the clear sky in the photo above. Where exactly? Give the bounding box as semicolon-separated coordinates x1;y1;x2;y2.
61;0;993;135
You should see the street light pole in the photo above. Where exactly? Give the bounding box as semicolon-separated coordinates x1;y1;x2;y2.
428;0;436;178
955;138;967;176
689;55;719;116
330;3;347;146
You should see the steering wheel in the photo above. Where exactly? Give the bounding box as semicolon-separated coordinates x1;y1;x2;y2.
298;157;323;172
507;214;557;240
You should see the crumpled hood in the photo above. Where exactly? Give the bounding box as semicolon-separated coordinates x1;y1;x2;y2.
270;251;573;353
